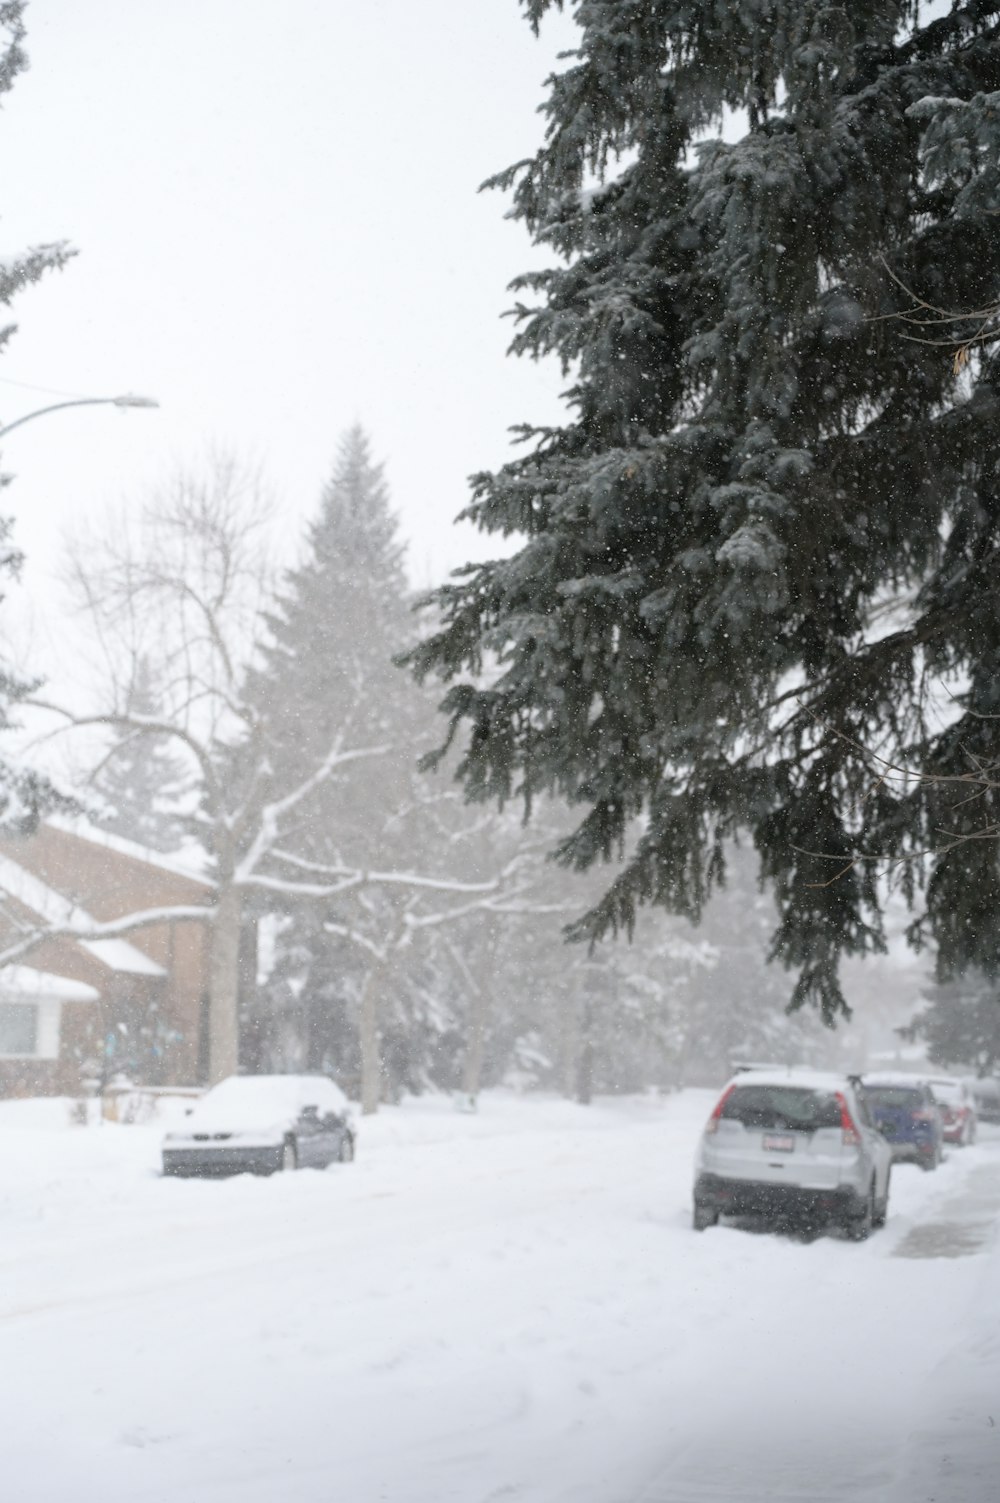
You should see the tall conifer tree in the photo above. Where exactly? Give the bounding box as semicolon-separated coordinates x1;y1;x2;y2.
252;424;414;847
247;427;424;1073
90;657;190;852
410;1;1000;1019
911;972;1000;1077
0;2;75;829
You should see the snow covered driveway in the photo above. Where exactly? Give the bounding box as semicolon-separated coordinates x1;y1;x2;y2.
1;1092;997;1502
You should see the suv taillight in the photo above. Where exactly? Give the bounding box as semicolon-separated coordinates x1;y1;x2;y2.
704;1084;736;1135
836;1092;862;1148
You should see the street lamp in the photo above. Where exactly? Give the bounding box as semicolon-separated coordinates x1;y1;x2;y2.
0;392;159;441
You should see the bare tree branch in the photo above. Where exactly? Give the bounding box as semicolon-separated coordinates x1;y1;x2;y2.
0;902;214;970
26;699;223;809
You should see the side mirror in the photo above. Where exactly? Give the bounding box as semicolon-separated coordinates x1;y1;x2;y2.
300;1104;319;1122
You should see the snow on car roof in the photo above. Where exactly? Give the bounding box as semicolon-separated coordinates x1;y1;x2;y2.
924;1078;966;1099
188;1073;349;1130
861;1072;932;1088
724;1068;859;1093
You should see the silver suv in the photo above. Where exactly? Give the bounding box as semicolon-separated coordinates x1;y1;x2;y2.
693;1069;892;1238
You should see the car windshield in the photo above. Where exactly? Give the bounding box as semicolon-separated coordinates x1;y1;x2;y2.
721;1086;843;1131
863;1087;924;1111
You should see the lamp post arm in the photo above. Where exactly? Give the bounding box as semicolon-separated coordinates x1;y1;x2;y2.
0;394;159;440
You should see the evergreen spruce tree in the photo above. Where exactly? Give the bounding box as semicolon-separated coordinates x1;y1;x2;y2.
251;424;415;850
911;972;1000;1077
247;427;429;1080
0;2;75;831
409;1;1000;1020
90;657;190;852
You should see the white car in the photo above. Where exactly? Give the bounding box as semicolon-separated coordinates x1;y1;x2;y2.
693;1069;892;1238
162;1073;355;1177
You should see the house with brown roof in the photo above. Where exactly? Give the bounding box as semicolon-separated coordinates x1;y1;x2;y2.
0;820;215;1097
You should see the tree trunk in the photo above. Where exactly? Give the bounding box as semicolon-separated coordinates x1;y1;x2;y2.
359;956;386;1116
461;984;489;1100
577;989;594;1106
208;881;242;1084
461;921;498;1100
562;971;582;1100
235;914;261;1072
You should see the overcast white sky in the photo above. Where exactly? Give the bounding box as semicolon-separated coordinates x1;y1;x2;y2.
1;0;578;656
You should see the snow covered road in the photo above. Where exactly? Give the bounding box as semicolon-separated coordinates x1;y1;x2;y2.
1;1091;998;1502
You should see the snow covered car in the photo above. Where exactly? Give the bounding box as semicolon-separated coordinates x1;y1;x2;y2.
925;1077;978;1145
162;1074;355;1177
693;1069;892;1238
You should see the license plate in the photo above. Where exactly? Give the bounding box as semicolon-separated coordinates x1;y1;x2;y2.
763;1134;795;1152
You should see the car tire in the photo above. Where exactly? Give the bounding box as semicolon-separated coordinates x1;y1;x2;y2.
280;1138;298;1173
693;1202;718;1232
846;1184;874;1241
873;1170;890;1229
339;1134;355;1164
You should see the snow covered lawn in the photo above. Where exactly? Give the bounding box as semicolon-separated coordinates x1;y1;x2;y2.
1;1090;998;1502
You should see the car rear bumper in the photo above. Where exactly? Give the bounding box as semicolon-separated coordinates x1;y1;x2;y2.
887;1140;938;1163
694;1172;865;1221
162;1145;283;1177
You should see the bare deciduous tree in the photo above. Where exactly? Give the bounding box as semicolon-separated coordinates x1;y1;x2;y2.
19;458;526;1088
21;460;393;1079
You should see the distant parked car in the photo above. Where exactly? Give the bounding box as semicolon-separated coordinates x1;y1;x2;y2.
162;1074;355;1178
968;1076;1000;1125
692;1069;892;1238
925;1077;977;1145
860;1076;943;1169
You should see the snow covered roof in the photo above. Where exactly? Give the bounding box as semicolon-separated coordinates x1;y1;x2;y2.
46;815;212;886
0;850;98;933
0;965;99;1003
79;939;166;977
0;852;166;977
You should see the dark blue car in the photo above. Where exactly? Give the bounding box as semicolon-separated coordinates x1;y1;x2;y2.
860;1078;943;1170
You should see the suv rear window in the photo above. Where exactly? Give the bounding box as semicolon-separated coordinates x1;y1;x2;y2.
720;1086;843;1131
863;1087;924;1111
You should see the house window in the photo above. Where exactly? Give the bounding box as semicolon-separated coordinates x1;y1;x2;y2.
0;1001;39;1057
